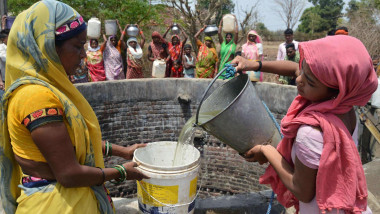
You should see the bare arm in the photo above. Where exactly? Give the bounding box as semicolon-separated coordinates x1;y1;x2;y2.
139;28;145;49
118;20;126;44
31;123;148;188
179;25;188;44
102;34;107;44
234;15;239;44
147;47;155;61
162;25;171;39
194;25;206;40
218;19;224;44
231;56;299;77
245;145;317;202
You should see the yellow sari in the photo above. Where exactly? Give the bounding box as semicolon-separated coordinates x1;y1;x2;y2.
0;0;113;213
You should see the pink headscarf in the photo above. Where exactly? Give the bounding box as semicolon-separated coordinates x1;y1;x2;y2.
241;30;262;60
260;36;378;213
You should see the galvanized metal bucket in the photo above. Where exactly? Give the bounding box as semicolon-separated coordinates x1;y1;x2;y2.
196;73;281;154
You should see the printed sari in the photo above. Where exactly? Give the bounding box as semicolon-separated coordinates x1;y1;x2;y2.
86;44;106;82
195;39;218;78
126;38;144;79
0;1;113;213
103;36;125;80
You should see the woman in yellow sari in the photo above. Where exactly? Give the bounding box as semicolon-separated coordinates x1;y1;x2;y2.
0;1;148;213
194;26;219;78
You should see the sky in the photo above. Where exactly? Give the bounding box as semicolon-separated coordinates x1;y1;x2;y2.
234;0;351;31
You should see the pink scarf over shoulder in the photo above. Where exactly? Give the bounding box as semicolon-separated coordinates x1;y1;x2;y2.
260;36;378;213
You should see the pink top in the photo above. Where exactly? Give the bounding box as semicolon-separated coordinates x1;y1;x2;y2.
291;125;372;214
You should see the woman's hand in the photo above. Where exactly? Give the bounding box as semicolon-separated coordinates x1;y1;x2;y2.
231;56;258;71
119;143;147;160
123;162;150;180
244;145;268;165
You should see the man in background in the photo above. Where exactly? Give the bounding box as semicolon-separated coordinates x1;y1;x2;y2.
278;43;299;85
276;28;299;61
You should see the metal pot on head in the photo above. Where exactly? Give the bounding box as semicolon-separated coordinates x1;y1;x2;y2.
204;24;218;36
127;24;139;37
171;23;180;35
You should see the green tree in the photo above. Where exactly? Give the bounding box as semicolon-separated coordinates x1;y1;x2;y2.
298;0;344;33
7;0;162;29
198;0;235;23
297;7;324;33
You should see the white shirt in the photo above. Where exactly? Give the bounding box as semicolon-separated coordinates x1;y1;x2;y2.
276;40;299;61
0;43;7;82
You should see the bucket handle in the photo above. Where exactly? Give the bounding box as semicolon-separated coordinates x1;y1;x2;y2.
137;176;204;208
195;64;241;126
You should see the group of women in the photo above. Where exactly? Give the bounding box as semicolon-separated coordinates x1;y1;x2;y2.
1;1;378;214
84;22;146;82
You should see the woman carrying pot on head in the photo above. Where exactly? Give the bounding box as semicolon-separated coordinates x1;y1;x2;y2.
163;24;188;77
194;26;219;78
86;37;107;82
103;20;126;80
126;24;145;79
232;35;376;213
241;30;263;82
0;1;149;213
147;31;170;77
217;15;238;79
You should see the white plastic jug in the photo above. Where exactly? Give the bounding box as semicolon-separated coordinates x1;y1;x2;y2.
222;14;236;33
105;20;117;36
152;60;166;78
87;17;101;39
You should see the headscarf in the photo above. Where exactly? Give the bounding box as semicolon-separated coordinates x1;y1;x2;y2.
88;39;100;52
204;36;216;49
260;35;378;213
0;0;112;213
335;29;348;35
150;31;167;59
241;30;262;60
127;37;143;59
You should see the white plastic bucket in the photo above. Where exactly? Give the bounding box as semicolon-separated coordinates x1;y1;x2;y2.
87;17;101;39
105;20;117;36
152;59;166;78
222;14;235;33
134;141;200;214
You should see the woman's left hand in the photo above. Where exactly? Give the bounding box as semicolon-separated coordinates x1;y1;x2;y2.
244;145;268;164
120;143;147;160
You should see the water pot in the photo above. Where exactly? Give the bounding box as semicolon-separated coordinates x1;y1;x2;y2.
204;24;218;36
105;20;117;36
195;69;282;153
171;23;180;35
127;24;139;37
87;17;101;39
222;14;236;33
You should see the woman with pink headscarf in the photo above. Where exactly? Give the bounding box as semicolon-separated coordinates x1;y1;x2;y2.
241;30;263;81
232;35;377;213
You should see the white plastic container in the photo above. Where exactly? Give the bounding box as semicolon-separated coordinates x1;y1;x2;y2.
134;141;200;214
371;77;380;108
222;14;236;33
152;60;166;78
105;20;117;36
87;17;101;39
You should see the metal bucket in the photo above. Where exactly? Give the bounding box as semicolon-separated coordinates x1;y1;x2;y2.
196;73;281;153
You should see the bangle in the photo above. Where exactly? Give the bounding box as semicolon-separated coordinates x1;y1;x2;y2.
139;30;143;35
108;141;112;156
122;31;126;35
255;61;262;71
105;141;109;157
111;165;126;184
97;167;105;186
